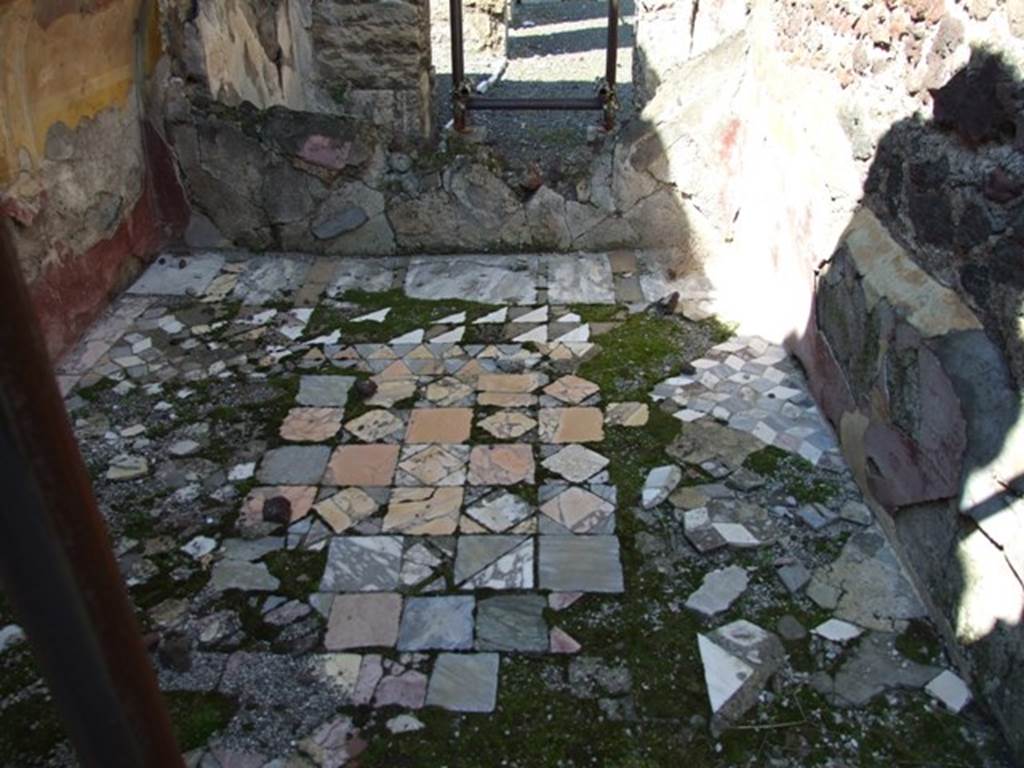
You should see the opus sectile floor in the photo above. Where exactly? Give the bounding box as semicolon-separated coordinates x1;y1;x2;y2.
34;251;989;767
57;252;656;721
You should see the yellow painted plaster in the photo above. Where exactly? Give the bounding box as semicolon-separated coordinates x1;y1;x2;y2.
0;0;145;182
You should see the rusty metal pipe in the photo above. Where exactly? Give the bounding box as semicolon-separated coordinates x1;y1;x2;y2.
0;225;184;768
605;0;619;88
450;0;468;130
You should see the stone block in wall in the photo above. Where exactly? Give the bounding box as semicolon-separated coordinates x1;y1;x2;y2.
311;0;433;142
165;0;434;144
432;0;509;61
167;101;395;255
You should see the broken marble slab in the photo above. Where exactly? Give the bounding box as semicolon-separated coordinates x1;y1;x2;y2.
604;402;649;427
326;257;396;296
107;454;149;481
297;375;356;407
685;566;748;617
682;503;770;553
698;620;784;735
776;562;811;594
666;419;764;476
230;256;310;304
127;253;225;296
795;503;836;530
925;670;972;713
406;255;539;305
641;465;682;509
806;528;926;631
209;559;280;592
548;254;616;304
462;489;534;533
425;653;500;713
811;632;939;707
811;618;864;643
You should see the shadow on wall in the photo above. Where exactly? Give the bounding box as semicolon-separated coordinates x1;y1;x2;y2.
786;48;1024;757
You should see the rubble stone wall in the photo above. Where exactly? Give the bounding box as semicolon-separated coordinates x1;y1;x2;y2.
0;0;187;358
159;0;434;144
632;0;1024;757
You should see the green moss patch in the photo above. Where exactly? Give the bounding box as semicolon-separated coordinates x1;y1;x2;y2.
602;408;681;508
306;289;494;342
360;656;702;767
264;549;327;600
577;314;714;402
0;694;65;764
165;690;238;752
743;447;839;504
895;619;943;666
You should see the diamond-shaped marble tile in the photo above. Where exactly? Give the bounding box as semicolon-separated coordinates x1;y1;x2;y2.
468;445;535;486
346;410;406;442
396;444;470;486
462;490;534;533
541;444;609;483
543;375;600;405
477;411;537;440
539;486;615;534
424;376;475;406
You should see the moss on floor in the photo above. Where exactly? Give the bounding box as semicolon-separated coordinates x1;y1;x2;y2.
0;694;65;764
570;304;628;324
306;289;494;342
264;549;328;600
361;656;702;768
895;618;943;666
577;313;714;402
165;690;238;752
743;447;839;504
602;408;681;508
129;552;210;611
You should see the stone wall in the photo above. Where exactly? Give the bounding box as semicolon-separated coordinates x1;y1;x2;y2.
0;0;187;358
160;0;434;145
631;0;1024;757
431;0;510;68
163;83;684;255
158;0;693;258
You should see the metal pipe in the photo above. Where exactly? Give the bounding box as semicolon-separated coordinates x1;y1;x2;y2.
449;0;468;130
0;225;184;768
466;95;604;111
605;0;619;88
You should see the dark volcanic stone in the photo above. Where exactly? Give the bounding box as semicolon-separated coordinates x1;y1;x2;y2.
158;632;192;673
262;496;292;525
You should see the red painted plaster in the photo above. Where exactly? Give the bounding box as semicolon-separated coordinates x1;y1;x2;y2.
29;121;188;360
